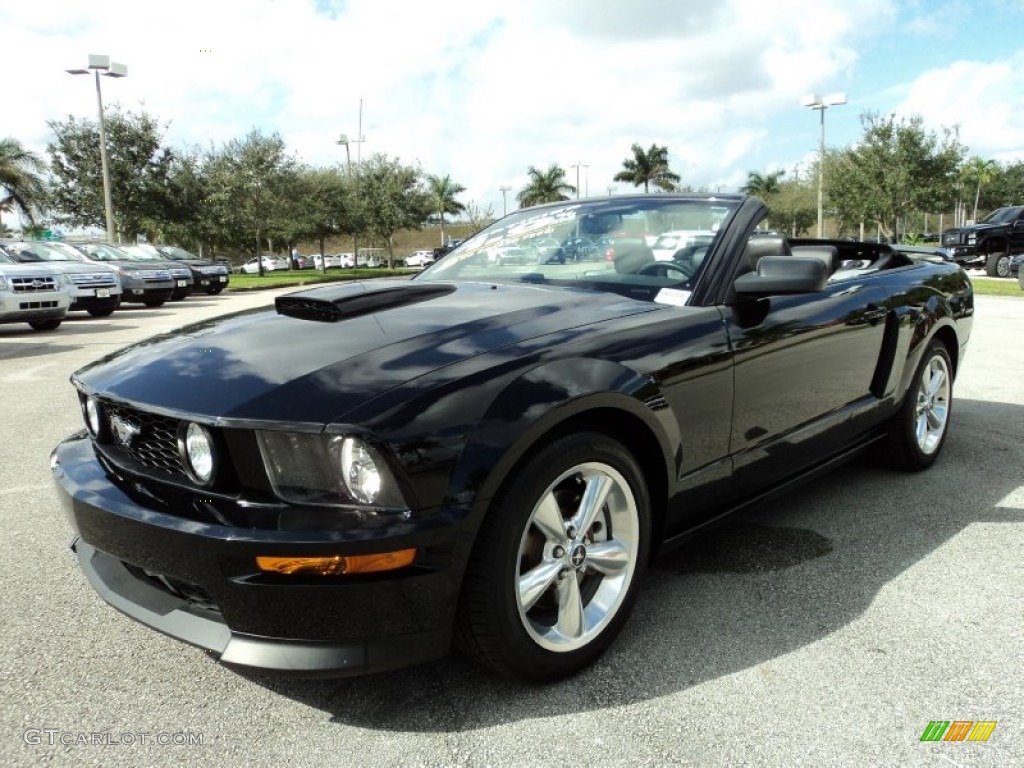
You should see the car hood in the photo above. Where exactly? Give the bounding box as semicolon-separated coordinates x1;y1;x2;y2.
73;280;659;426
27;262;119;276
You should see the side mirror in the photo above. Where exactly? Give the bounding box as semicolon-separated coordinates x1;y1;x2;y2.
734;255;828;296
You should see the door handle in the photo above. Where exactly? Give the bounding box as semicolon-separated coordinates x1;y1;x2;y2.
863;303;887;323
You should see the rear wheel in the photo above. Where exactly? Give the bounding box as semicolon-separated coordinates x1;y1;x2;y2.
880;340;953;470
986;251;1010;277
456;432;650;681
28;319;62;331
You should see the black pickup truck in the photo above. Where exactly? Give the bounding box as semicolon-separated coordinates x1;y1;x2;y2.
941;205;1024;277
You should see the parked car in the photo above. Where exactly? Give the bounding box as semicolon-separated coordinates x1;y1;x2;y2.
240;256;289;274
1;240;122;317
651;230;716;261
487;244;540;265
52;194;973;683
404;250;436;269
117;244;193;300
156;245;231;294
0;246;71;330
65;243;175;307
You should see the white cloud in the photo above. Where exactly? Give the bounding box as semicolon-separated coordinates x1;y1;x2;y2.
2;0;1021;225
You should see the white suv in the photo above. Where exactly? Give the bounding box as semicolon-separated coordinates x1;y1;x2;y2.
2;241;122;317
0;246;72;331
405;250;435;268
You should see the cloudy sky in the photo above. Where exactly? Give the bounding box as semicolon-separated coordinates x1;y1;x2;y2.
3;0;1024;221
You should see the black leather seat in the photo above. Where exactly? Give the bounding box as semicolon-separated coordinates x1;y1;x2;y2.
791;245;840;275
741;235;791;272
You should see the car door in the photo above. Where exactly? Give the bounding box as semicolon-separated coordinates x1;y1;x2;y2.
724;274;891;489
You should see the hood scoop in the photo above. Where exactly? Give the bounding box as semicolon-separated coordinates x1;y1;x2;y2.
275;282;456;323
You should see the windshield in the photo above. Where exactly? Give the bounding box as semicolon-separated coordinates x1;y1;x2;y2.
119;244;166;261
3;241;86;263
419;196;738;296
160;246;195;260
77;244;141;262
979;207;1023;224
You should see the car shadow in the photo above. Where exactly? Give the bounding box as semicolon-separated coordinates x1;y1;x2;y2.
240;397;1022;731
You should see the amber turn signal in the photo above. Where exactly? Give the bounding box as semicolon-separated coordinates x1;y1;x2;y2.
256;549;416;576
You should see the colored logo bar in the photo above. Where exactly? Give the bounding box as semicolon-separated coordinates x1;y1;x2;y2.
920;721;996;742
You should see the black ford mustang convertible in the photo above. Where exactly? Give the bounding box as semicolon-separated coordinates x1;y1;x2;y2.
52;194;973;681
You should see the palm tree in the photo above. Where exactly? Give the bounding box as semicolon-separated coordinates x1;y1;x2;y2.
740;170;786;197
613;143;681;193
426;173;467;246
517;164;576;208
0;137;47;226
963;156;998;222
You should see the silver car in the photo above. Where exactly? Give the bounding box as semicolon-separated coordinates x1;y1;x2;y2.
2;240;122;317
0;247;72;331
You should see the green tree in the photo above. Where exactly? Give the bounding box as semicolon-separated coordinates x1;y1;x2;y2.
279;165;353;271
426;174;467;246
357;154;431;267
826;112;965;239
962;156;998;221
156;146;220;256
46;107;173;241
768;178;817;236
0;137;47;227
613;143;681;193
740;170;786;197
517;164;576;207
985;160;1024;209
205;130;297;275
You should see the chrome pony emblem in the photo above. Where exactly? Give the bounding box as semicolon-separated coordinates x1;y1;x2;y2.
110;415;141;447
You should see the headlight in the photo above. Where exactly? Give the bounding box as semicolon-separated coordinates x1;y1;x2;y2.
179;422;215;485
256;431;406;508
0;276;7;291
340;437;382;504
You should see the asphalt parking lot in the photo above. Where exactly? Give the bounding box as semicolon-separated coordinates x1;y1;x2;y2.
1;289;1021;767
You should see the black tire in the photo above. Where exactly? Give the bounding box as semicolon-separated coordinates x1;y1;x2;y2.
87;307;115;318
205;285;226;295
29;318;62;331
985;251;1010;278
456;431;651;681
143;299;166;308
880;340;953;471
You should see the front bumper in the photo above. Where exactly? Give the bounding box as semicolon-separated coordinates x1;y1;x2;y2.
51;433;461;676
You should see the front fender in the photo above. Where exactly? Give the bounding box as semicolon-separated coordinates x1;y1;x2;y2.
450;358;678;513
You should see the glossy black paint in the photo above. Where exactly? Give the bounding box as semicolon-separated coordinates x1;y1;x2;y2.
52;194;974;677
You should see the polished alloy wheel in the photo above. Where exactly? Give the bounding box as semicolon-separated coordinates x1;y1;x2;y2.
515;461;639;653
914;352;951;455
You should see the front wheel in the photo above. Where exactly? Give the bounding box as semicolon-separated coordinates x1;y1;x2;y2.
28;318;62;331
143;299;166;308
880;340;953;470
87;307;115;318
986;251;1010;278
456;432;650;681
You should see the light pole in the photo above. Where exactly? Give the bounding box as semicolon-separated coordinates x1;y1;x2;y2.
570;161;589;199
67;55;127;243
801;92;846;238
499;185;512;217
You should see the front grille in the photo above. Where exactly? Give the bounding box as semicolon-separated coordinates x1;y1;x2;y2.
19;300;59;310
123;563;221;613
137;269;172;282
200;266;228;275
70;272;117;286
168;268;191;279
10;275;57;292
102;401;187;479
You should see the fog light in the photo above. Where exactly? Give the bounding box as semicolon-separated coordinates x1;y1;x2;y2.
84;396;102;436
256;549;416;575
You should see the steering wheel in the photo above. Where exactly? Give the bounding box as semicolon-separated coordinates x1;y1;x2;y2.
637;261;691;280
